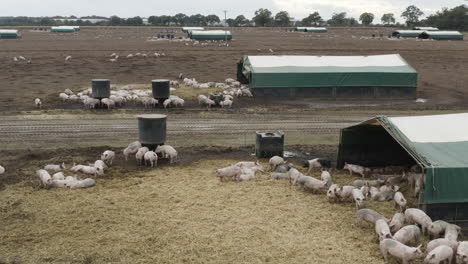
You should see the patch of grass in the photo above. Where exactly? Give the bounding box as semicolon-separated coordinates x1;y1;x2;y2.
0;158;422;263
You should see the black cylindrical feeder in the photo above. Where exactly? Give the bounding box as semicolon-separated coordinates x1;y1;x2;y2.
255;131;284;158
138;114;167;149
91;79;111;99
152;79;170;101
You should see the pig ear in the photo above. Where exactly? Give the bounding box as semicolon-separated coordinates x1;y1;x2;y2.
416;244;422;250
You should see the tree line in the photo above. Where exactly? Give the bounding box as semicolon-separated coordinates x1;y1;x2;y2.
0;5;466;31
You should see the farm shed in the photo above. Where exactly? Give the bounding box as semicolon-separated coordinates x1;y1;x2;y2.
419;31;464;40
237;54;417;98
51;26;76;32
391;30;424;38
337;113;468;226
295;27;327;33
413;27;439;31
189;30;232;40
182;27;204;33
0;29;21;38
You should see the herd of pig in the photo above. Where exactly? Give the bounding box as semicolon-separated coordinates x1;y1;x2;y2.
215;157;467;264
34;141;178;189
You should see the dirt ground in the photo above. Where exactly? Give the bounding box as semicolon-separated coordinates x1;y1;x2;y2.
0;27;467;112
0;147;422;264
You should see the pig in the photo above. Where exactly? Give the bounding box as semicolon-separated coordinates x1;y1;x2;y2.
299;176;327;194
51;179;74;188
352;188;365;209
353;180;367;188
327;184;340;202
155;145;178;164
269;156;285;171
304;158;331;173
445;224;461;242
424;245;453;264
336;186;355;202
320;170;333;187
144;151;158;168
386;176;404;186
73;165;103;176
219;99;232;108
376;219;393;241
357;208;388;227
456;241;468;264
394;192;407;212
275;163;293;173
52;172;65;181
271;173;288;180
234;161;262;169
389;213;406;233
123;141;142;161
393;225;421;246
238;166;264;182
101;150;115;165
426;238;459;255
405;208;432;234
368;179;385;187
216;166;242;182
380;184;399;192
343;162;369;178
135;147;150;165
428;220;450;239
379;239;423;264
197;95;208;105
35;98;42;108
67;178;96;189
360;184;371;198
373;190;396;202
44;162;66;172
94;160;108;171
287;168;303;186
36;169;53;187
0;165;4;174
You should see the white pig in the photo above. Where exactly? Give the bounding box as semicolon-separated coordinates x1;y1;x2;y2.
389;213;406;233
0;165;5;174
394;191;407;212
393;225;421;246
135;147;149;165
155;145;178;164
456;241;468;264
405;208;432;234
428;220;450;239
52;172;65;181
343;162;369;178
67;178;96;189
216;165;242;181
375;219;393;241
426;238;459;255
269;156;284;171
327;184;340;202
445;224;461;241
287;168;302;186
144;151;158;168
379;239;423;264
336;186;355;202
36;169;53;187
357;208;388;227
352;188;365;209
320;170;332;187
424;245;453;264
44;162;66;172
299;176;326;193
101;150;115;165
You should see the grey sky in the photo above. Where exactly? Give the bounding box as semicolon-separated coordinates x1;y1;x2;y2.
1;0;465;22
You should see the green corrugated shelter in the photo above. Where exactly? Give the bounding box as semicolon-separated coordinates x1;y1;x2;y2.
51;26;76;32
419;31;464;40
189;30;232;40
182;27;204;33
337;113;468;225
238;54;417;98
0;29;21;38
295;27;327;33
392;30;424;38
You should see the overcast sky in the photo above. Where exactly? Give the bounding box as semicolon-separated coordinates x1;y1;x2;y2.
2;0;465;22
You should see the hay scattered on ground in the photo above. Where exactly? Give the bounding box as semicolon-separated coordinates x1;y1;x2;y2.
0;158;419;263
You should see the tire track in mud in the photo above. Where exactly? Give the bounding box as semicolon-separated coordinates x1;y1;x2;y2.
0;117;360;142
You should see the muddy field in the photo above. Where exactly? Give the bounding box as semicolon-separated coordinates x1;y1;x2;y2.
0;26;467;112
